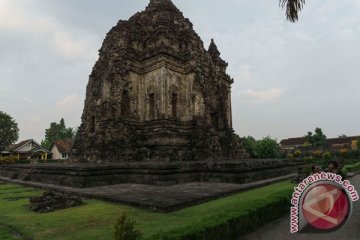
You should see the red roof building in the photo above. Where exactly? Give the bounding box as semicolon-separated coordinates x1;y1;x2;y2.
49;139;73;160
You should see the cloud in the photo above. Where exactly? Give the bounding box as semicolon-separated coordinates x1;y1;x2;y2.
56;94;81;109
0;1;50;32
294;30;319;43
335;16;360;39
237;65;253;82
244;88;283;102
50;31;90;59
316;0;337;15
53;95;83;130
0;1;26;30
0;0;94;60
18;114;45;142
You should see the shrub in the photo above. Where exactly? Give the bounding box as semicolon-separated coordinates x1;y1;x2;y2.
303;167;312;176
0;156;18;164
114;212;142;240
312;150;322;159
253;137;280;159
322;151;332;161
294;150;302;158
354;149;360;159
340;149;349;158
334;149;360;159
287;153;294;159
304;156;315;164
347;149;360;159
342;162;360;176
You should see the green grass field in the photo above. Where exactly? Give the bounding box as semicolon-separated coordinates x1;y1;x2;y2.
0;181;295;240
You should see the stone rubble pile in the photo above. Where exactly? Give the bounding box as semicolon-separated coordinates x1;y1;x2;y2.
28;191;82;213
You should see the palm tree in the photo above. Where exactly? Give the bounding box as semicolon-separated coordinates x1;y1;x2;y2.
280;0;306;22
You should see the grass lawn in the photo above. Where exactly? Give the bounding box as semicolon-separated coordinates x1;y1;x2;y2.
0;225;17;240
0;181;295;240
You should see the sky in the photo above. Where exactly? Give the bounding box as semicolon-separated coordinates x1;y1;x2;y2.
0;0;359;143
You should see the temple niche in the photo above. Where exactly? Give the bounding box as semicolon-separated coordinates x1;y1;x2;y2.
71;0;247;163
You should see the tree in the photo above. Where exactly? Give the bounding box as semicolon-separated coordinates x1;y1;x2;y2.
0;111;19;151
254;136;280;159
305;128;327;148
304;131;313;146
41;118;75;149
242;136;257;158
312;128;327;147
280;0;306;22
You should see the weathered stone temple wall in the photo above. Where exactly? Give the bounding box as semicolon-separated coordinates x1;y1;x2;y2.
0;159;304;188
71;0;246;163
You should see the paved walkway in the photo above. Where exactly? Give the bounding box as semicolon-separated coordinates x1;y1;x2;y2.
240;175;360;240
0;174;295;212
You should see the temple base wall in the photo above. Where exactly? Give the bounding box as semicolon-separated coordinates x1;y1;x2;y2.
0;159;305;188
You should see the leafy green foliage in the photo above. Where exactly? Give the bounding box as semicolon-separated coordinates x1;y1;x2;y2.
280;0;305;22
342;162;360;176
242;136;280;159
303;166;312;176
294;150;302;158
41;118;75;149
322;151;332;161
253;136;280;159
305;128;327;147
304;132;313;146
340;149;349;158
114;212;142;240
0;156;18;164
304;156;315;164
311;150;322;159
241;136;257;158
0;111;19;151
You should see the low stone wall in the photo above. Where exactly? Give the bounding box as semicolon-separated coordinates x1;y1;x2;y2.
0;159;305;188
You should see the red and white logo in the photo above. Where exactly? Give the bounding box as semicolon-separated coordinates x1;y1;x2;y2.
302;183;350;231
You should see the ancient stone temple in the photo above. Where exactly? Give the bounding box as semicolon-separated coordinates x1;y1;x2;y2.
72;0;246;163
0;0;306;190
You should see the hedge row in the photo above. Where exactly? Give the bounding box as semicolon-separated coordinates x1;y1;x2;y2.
288;149;360;161
146;189;292;240
342;162;360;176
0;158;64;165
0;156;18;164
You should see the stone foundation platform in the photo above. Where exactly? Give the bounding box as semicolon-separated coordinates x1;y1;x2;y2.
0;159;304;188
0;174;296;212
